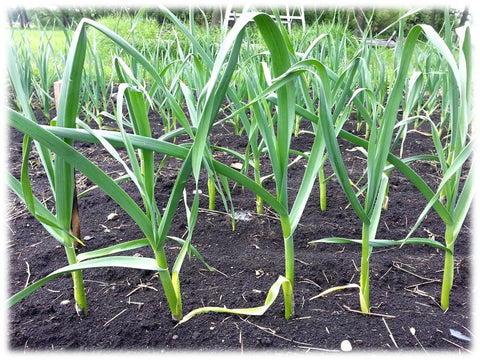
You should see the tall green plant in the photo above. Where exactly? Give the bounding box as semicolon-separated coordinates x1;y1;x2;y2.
181;19;366;322
309;23;473;313
161;9;322;319
407;21;473;310
6;15;214;320
8;33;89;314
310;25;435;313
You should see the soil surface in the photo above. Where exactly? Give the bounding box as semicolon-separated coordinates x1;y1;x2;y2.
6;96;473;354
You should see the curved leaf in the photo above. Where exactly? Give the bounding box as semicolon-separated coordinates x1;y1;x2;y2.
43;125;287;217
309;237;450;252
8;256;166;308
179;276;291;324
8;109;153;239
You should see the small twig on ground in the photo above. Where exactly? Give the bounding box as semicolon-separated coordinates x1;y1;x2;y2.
299;278;322;289
239;329;243;353
393;261;439;282
379;266;393;280
382;317;398;349
405;287;441;309
322;270;330;284
294;257;310;265
297;345;339;352
127;297;144;310
343;305;396;319
240;317;312;346
409;327;426;352
24;261;31;288
104;308;127;327
352;259;360;272
221;315;233;323
125;281;158;297
405;280;438;288
441;337;471;353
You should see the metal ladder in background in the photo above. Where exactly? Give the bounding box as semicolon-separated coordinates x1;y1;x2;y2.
224;4;306;33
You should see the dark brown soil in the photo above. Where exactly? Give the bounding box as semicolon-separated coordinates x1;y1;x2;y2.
6;100;473;353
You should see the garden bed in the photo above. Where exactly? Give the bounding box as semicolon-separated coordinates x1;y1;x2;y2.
7;103;472;352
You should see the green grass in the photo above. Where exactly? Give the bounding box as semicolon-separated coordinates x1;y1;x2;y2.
10;27;71;51
10;14;401;88
93;13;161;60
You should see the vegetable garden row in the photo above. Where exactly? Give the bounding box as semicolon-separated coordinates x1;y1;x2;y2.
7;7;473;350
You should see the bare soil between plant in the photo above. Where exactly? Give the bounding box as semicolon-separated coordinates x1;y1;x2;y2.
7;103;472;353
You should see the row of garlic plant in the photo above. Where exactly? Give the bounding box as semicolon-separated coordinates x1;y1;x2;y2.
8;8;472;322
8;10;301;320
309;15;473;312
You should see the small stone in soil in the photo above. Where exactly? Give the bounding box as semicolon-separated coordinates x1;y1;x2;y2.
341;339;352;352
107;213;119;221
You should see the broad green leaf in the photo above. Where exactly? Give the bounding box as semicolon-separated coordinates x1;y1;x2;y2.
155;153;193;251
8;109;153;239
20;135;35;216
338;129;452;225
316;75;369;224
190;16;247;184
44;125;287;217
76;239;150;262
8;173;72;246
54;18;89;233
366;174;389;240
309;237;450;252
365;25;423;216
8;256;166;308
451;166;474;239
404;141;473;241
114;83;156;216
